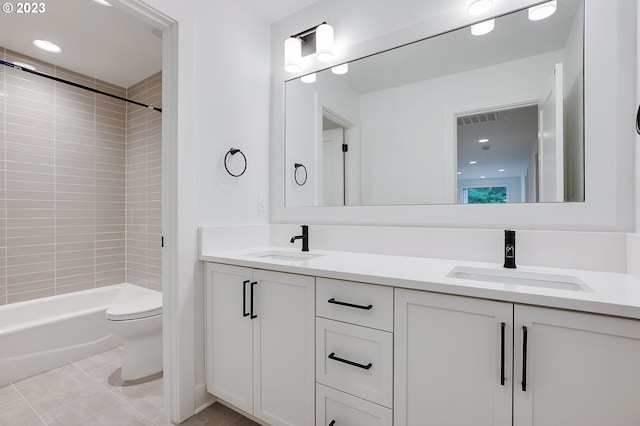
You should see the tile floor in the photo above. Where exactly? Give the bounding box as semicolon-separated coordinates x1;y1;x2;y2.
0;347;259;425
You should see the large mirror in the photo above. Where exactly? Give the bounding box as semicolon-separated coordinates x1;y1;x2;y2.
285;0;584;207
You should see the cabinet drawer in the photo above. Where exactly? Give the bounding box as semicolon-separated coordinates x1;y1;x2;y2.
316;278;393;331
316;318;393;407
316;383;392;426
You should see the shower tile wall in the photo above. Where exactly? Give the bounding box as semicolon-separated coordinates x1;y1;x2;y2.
126;73;162;291
0;48;161;305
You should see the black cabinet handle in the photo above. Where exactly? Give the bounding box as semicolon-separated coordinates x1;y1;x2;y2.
327;298;373;310
242;280;250;317
328;352;372;370
250;281;258;319
500;322;505;386
328;421;335;426
521;326;528;392
636;104;640;135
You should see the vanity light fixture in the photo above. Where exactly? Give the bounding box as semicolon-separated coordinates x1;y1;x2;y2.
33;39;62;53
528;0;557;21
301;73;316;83
467;0;493;16
331;63;349;75
284;22;335;72
471;19;495;36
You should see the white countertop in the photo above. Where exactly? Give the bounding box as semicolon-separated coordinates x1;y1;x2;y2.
200;246;640;320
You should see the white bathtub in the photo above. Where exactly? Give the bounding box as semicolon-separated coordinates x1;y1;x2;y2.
0;283;162;386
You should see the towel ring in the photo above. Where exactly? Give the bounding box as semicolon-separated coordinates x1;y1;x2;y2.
294;163;308;186
224;148;247;177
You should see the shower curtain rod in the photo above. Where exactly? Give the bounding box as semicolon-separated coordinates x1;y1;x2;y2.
0;60;162;113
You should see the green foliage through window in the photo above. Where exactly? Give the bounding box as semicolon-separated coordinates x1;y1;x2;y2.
465;187;507;204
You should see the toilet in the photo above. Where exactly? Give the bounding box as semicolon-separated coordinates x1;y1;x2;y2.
106;291;163;381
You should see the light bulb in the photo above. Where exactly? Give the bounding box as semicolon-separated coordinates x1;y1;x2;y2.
467;0;493;16
528;1;557;21
471;19;495;36
315;23;334;63
284;37;302;73
301;73;316;83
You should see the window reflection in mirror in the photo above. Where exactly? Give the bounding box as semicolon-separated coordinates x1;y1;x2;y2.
285;0;584;207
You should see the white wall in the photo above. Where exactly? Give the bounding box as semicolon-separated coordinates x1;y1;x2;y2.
123;0;271;422
359;52;560;205
271;0;636;231
286;71;360;206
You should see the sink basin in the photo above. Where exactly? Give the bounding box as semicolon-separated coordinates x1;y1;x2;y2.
447;266;592;292
246;250;324;262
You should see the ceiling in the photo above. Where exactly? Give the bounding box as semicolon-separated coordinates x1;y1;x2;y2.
0;0;319;89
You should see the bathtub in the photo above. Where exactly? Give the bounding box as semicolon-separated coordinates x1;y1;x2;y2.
0;283;162;386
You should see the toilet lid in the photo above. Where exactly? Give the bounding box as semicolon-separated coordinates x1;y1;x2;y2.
106;292;163;321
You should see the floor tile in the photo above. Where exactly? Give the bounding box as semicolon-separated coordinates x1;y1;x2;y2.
39;389;153;426
13;364;103;415
0;384;22;408
74;347;124;380
181;402;242;426
0;398;45;425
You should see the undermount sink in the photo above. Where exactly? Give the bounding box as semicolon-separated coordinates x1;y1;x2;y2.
447;266;592;292
247;250;324;262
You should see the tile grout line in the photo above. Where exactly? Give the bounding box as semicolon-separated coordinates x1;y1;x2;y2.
71;350;164;425
10;382;48;425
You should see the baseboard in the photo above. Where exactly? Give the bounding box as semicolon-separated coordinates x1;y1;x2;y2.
194;384;215;414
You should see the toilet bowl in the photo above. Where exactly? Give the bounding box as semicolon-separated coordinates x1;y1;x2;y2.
106;291;163;381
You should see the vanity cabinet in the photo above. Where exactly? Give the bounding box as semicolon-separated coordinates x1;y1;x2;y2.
205;263;315;426
395;288;640;426
316;278;394;426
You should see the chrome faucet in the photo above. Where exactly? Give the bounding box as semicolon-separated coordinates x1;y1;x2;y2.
290;225;309;252
504;230;516;269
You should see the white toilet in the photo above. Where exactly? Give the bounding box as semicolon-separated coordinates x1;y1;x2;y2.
106;291;163;381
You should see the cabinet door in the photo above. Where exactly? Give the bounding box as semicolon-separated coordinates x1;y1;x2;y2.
252;269;315;426
395;289;512;426
205;263;254;413
514;305;640;426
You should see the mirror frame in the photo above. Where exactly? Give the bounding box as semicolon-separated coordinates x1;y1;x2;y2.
271;0;635;231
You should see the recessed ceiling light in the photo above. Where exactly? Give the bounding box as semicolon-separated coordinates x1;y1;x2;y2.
467;0;493;16
12;61;36;71
528;0;557;21
499;169;505;172
301;73;316;83
480;176;486;179
93;0;112;5
471;19;495;36
457;172;462;175
469;161;477;164
478;138;489;143
331;64;349;75
33;39;62;53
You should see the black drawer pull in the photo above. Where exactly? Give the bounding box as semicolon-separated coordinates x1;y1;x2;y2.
521;326;528;392
328;298;373;310
500;322;505;386
328;421;335;426
250;281;258;319
242;280;250;317
328;352;372;370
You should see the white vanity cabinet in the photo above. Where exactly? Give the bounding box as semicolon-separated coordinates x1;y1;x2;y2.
394;289;513;426
513;305;640;426
316;278;394;426
395;288;640;426
205;263;315;426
